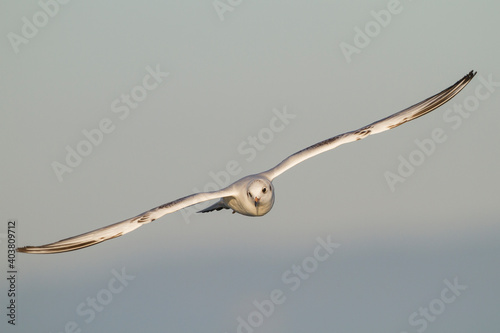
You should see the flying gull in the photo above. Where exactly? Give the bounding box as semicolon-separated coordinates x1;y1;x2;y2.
18;71;476;254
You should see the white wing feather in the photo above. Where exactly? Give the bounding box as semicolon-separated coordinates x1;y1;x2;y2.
261;71;476;181
17;189;235;254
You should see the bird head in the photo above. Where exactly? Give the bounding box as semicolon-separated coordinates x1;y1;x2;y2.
246;178;274;214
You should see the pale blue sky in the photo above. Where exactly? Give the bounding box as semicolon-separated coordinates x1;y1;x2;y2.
1;1;499;332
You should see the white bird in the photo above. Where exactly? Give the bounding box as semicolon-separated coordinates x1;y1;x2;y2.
18;71;476;254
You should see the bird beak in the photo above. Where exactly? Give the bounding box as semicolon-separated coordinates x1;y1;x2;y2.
254;197;260;207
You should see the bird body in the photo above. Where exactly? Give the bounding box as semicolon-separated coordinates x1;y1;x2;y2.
197;175;274;216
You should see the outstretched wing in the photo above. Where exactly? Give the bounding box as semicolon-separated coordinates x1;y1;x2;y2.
261;71;476;181
17;189;236;254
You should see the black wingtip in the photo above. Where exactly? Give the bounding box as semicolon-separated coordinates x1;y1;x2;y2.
454;70;476;87
16;239;103;254
16;247;28;253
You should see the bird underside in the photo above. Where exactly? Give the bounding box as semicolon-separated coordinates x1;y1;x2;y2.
197;200;230;214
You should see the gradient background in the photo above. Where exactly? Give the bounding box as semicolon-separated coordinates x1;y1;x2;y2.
1;1;499;332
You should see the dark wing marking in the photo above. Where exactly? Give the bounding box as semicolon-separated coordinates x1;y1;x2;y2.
197;199;230;213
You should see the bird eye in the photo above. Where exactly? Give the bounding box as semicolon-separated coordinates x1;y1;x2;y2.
262;187;267;193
